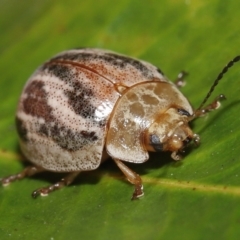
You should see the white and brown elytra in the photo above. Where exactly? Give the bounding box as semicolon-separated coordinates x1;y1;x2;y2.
1;49;239;200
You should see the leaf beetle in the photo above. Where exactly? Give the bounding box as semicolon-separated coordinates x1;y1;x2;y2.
1;48;239;200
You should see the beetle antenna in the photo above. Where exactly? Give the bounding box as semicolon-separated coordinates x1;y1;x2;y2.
197;55;240;110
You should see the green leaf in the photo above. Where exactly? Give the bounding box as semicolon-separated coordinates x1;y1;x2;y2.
1;0;240;239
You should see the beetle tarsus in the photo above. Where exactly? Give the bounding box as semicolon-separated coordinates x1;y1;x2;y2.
131;184;144;200
31;171;80;198
174;71;188;88
32;189;41;198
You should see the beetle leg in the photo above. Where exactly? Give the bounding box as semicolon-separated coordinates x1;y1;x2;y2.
31;171;80;198
0;165;45;186
174;71;188;88
113;158;143;200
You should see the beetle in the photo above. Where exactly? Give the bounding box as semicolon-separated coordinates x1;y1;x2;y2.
1;48;239;200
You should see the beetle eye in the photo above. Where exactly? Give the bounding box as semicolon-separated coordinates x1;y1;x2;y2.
177;108;190;116
150;134;163;152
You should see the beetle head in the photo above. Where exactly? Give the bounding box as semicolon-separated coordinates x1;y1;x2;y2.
145;107;198;160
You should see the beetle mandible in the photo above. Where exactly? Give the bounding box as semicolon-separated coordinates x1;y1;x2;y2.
1;48;239;200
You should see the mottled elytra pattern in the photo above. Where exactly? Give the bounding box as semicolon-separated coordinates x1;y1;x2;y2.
23;80;54;122
51;49;164;79
16;48;165;172
45;64;99;123
50;49;164;85
39;124;98;152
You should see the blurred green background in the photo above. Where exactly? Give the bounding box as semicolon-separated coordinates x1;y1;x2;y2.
1;0;240;239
